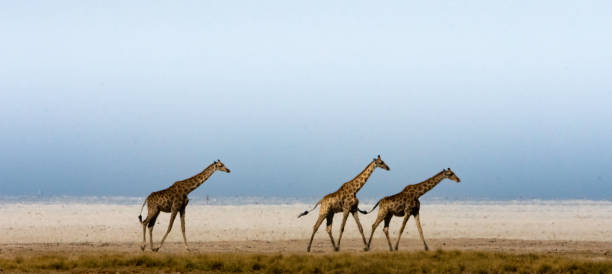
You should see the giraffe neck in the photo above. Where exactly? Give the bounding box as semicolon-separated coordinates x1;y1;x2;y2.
340;161;376;195
405;171;447;197
177;163;217;195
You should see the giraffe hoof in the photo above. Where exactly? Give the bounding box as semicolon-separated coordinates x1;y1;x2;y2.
140;246;145;251
334;247;340;252
152;248;160;252
363;247;369;252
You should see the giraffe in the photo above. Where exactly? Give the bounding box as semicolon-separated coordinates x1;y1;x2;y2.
365;168;460;251
298;155;390;252
138;160;231;252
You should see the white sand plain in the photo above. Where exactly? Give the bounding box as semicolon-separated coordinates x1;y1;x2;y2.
1;199;610;244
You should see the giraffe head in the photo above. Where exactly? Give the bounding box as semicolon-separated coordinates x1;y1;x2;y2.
214;160;231;173
442;168;460;183
373;155;390;171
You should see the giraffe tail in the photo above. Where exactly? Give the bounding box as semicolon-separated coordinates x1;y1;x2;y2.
364;200;381;214
298;200;321;218
138;199;147;223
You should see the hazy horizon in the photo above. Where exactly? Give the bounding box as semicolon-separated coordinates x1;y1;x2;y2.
1;1;611;200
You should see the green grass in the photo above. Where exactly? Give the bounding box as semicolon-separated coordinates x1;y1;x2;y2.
1;250;611;273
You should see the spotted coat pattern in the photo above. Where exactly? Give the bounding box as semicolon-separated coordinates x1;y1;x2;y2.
139;160;230;252
366;168;461;251
302;155;390;252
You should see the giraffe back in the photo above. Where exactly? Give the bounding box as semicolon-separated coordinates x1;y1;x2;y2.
146;186;185;213
378;191;420;217
320;191;361;214
319;192;343;214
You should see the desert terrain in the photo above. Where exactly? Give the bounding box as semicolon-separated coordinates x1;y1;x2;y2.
1;199;611;272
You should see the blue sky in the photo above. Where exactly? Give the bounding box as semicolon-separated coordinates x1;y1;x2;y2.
1;1;611;199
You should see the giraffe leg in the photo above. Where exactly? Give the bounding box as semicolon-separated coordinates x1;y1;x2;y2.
335;210;350;251
414;213;429;251
145;212;159;251
141;221;147;251
325;214;338;251
394;214;411;251
141;210;159;251
148;226;154;251
382;215;393;251
366;211;386;251
307;214;326;252
153;211;178;252
180;206;189;251
351;211;368;250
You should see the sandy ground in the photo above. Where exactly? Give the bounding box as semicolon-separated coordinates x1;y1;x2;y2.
0;200;611;256
1;239;611;259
